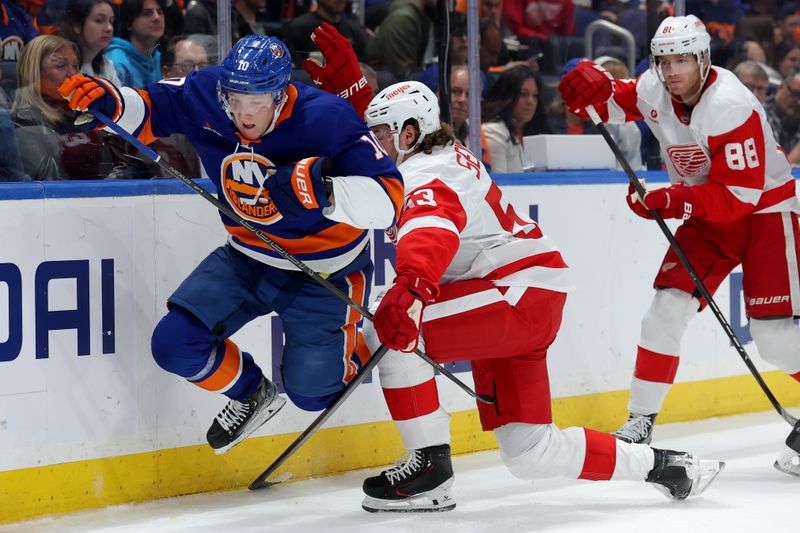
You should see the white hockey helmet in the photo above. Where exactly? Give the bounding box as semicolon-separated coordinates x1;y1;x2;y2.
365;81;440;164
650;15;711;97
650;15;711;60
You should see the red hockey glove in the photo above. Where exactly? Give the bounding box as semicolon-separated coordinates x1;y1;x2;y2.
58;73;123;130
266;156;332;219
302;22;374;117
373;272;439;353
643;182;699;220
558;61;614;118
626;182;653;219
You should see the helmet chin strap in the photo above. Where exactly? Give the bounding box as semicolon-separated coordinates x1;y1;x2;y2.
263;90;287;136
391;129;422;166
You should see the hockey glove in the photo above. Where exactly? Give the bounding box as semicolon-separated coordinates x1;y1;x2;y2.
626;182;653;219
58;73;123;131
302;22;374;117
265;156;333;220
558;61;614;118
643;182;699;220
373;272;439;353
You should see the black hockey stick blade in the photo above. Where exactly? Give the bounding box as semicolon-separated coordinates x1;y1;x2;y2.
249;345;390;490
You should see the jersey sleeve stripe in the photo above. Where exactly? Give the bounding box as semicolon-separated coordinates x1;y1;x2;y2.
397;215;460;241
224;222;365;255
377;175;405;222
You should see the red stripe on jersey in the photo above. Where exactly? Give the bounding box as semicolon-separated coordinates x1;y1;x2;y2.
192;339;241;392
790;370;800;383
483;250;568;280
225;223;365;256
634;346;680;384
610;78;644;122
399;179;468;232
579;428;617;481
382;378;440;421
706;109;765;191
395;179;467;283
756;179;796;211
484;181;542;238
134;89;158;145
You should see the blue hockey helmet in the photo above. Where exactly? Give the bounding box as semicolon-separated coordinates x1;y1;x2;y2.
218;34;291;98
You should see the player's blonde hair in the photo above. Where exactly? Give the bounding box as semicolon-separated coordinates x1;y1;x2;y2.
13;35;78;124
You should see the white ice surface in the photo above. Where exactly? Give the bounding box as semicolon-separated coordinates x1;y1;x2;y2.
5;411;796;533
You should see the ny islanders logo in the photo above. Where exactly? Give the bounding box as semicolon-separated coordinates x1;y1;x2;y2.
220;152;281;224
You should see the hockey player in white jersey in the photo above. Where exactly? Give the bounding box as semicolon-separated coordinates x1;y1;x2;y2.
356;80;724;512
559;14;800;477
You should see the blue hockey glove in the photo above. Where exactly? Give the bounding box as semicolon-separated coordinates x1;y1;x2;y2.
266;156;333;219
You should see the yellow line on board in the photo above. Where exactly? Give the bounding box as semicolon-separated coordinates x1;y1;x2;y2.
2;371;799;525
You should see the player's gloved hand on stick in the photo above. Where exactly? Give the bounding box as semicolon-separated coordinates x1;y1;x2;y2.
643;182;698;220
266;156;333;219
58;73;123;131
373;272;439;352
302;22;374;117
558;61;614;118
626;182;653;219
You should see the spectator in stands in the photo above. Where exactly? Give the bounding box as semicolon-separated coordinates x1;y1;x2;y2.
416;12;467;93
360;61;378;91
772;39;800;79
764;67;800;165
734;60;770;104
60;0;119;85
1;0;39;62
481;65;547;173
283;0;368;63
776;2;800;45
366;0;436;80
686;0;743;67
502;0;574;74
159;34;206;177
450;64;470;147
105;0;165;87
184;0;272;43
0;63;28;180
11;34;135;179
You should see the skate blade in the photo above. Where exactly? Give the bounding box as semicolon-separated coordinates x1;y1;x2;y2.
214;395;287;455
687;459;725;497
773;449;800;477
362;479;455;513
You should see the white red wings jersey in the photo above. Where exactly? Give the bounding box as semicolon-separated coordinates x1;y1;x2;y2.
391;143;573;293
601;66;799;222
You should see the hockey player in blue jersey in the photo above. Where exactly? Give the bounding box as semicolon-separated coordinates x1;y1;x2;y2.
59;34;404;454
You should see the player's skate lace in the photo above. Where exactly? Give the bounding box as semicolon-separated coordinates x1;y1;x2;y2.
613;413;656;444
216;400;252;432
385;450;425;484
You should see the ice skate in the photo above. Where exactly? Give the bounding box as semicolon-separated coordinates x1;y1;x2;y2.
774;420;800;477
206;376;286;455
647;448;725;500
613;412;657;444
362;444;456;512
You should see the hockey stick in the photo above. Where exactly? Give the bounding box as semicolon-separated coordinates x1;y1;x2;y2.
587;106;797;427
87;110;493;405
249;344;391;490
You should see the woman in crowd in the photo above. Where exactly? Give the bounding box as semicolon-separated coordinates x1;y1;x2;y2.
60;0;121;86
481;65;548;173
11;35;138;180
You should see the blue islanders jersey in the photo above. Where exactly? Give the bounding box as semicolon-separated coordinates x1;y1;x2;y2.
113;68;404;273
1;0;37;61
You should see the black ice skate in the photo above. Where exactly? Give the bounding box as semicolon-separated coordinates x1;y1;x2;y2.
774;419;800;477
362;444;456;512
613;412;657;444
206;376;286;455
646;448;725;500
